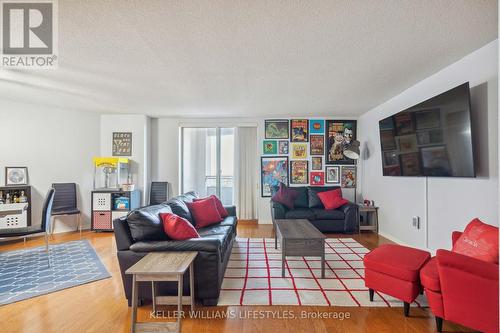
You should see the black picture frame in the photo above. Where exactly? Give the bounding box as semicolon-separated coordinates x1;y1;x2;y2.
290;119;309;142
260;156;289;197
325;120;357;165
265;119;289;139
290;160;309;185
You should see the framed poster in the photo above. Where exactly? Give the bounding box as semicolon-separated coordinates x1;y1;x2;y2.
113;132;132;156
417;129;443;145
310;135;324;155
290;160;308;185
420;146;451;176
310;171;325;186
291;143;307;159
263;140;277;154
290;119;309;142
311;157;322;170
383;151;399;167
309;119;325;134
261;156;289;197
394;113;414;135
379;117;395;131
397;134;418;153
325;120;357;165
325;166;340;184
265;119;289;139
400;153;420;176
278;140;289;154
341;166;356;188
415;109;441;130
380;130;397;150
5;167;28;185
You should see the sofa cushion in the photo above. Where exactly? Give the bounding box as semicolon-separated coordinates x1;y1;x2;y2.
181;191;198;202
272;182;300;209
284;208;315;220
160;212;200;241
194;195;228;218
308;186;340;208
165;197;193;223
130;237;223;253
198;225;233;256
219;216;237;230
452;218;499;263
127;204;172;241
312;208;345;220
292;186;309;208
420;257;440;292
363;244;431;282
187;197;223;228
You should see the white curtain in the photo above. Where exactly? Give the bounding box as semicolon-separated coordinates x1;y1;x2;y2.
234;126;258;219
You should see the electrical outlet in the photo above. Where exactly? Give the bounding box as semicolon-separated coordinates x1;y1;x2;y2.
412;216;420;229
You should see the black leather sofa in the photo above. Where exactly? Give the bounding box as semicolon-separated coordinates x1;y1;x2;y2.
270;186;359;233
113;191;237;306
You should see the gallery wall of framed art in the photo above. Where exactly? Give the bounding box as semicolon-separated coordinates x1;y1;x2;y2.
260;118;358;197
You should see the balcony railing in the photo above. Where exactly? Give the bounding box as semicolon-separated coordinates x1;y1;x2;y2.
205;176;234;205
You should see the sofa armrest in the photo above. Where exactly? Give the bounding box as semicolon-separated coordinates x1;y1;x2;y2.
224;205;237;217
451;231;463;247
270;200;286;221
339;202;359;233
437;249;498;281
130;238;222;253
113;216;134;251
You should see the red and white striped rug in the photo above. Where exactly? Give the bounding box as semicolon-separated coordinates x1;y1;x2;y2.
218;237;427;307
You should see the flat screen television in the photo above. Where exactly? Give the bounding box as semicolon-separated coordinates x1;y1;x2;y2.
378;82;475;177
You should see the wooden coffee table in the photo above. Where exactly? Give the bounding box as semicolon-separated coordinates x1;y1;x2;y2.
126;251;197;333
275;219;326;278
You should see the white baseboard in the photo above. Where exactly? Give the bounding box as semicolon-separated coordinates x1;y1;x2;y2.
378;231;436;255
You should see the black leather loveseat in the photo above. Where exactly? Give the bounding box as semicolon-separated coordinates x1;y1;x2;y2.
114;191;237;306
270;186;358;233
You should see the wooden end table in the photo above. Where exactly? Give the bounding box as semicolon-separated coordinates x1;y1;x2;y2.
275;219;326;278
358;205;379;234
126;251;197;333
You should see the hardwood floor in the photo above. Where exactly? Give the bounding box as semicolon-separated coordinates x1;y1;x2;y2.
0;222;475;333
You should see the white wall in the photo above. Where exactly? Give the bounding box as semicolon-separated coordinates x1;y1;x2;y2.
0;103;101;232
358;40;498;251
100;114;150;204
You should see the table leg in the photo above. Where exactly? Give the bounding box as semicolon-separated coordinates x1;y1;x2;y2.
131;275;138;333
178;274;183;333
189;262;195;312
321;251;325;279
151;281;156;313
281;242;286;278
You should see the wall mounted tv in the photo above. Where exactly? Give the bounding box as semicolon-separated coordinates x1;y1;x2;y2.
378;82;475;177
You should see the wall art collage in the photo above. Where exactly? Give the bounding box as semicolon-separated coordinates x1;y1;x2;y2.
261;119;357;197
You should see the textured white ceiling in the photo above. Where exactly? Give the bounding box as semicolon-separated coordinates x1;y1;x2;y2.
0;0;497;117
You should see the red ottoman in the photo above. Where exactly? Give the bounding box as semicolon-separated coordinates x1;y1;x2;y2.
363;244;431;316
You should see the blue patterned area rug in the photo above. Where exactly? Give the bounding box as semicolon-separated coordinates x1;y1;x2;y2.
0;239;111;305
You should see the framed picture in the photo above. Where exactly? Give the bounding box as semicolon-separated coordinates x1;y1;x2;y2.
112;132;132;156
416;129;443;145
291;143;308;159
380;130;397;150
311;157;322;170
325;166;340;184
309;119;325;134
383;151;399;167
383;165;401;176
415;109;441;130
397;134;418;153
5;167;28;185
400;153;420;176
394;113;414;135
263;140;277;154
379;117;395;131
341;166;356;188
261;156;289;197
325;120;357;165
278;140;289;154
290;119;309;142
265;119;289;139
420;146;452;176
290;160;309;184
310;171;325;186
310;135;324;155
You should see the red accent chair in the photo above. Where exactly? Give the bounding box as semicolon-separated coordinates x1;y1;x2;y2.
363;244;431;316
420;231;499;333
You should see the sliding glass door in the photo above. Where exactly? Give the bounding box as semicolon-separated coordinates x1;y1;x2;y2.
181;127;235;205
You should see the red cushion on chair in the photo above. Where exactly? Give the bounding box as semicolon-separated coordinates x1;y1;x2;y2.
317;189;348;210
364;244;431;282
160;213;200;240
420;257;440;292
194;195;228;218
186;197;223;229
452;218;499;264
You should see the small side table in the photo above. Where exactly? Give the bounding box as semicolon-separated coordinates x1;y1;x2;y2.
358;205;379;234
126;251;198;333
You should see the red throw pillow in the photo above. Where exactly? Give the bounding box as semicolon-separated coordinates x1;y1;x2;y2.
186;197;223;229
160;213;200;240
271;182;300;209
452;218;499;263
194;195;228;218
317;189;348;210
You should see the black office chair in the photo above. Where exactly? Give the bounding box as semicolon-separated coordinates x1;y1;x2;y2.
51;183;81;234
0;188;55;267
149;182;170;205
